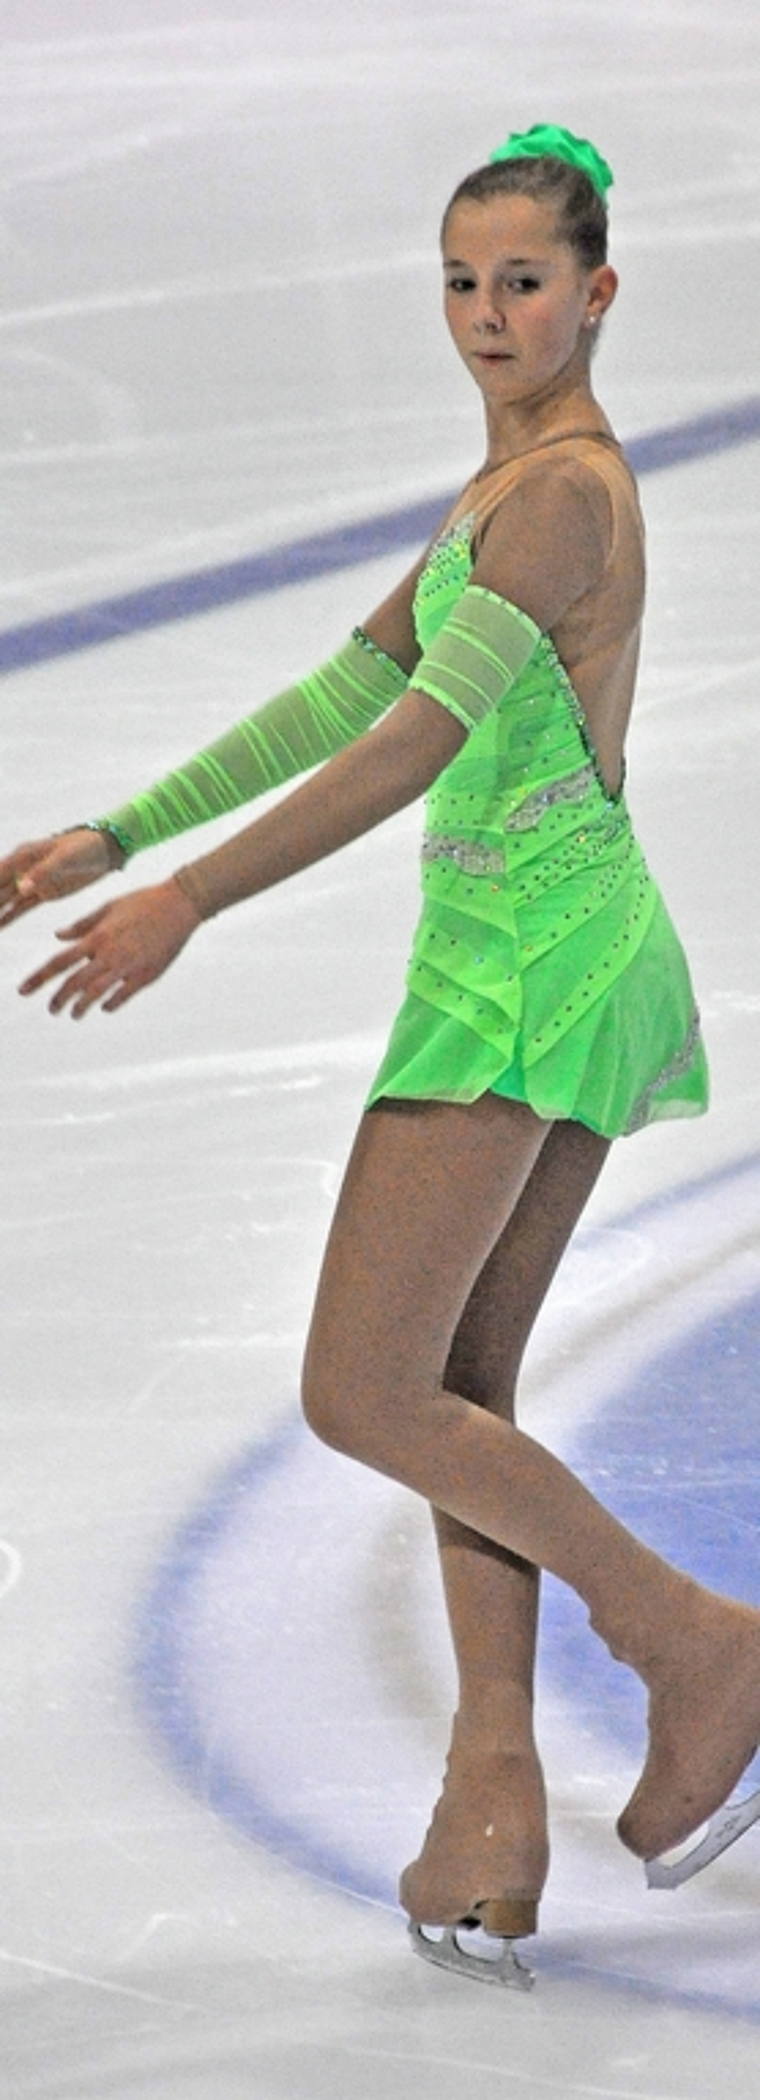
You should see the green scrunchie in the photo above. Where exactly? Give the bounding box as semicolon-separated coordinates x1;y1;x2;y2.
489;123;613;201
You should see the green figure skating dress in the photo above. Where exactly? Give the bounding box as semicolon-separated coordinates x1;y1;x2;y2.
368;440;708;1136
96;433;708;1140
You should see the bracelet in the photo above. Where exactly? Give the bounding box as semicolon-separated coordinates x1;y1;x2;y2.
77;819;134;869
64;810;132;860
61;810;127;860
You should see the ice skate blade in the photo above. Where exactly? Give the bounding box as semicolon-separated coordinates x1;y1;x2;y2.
646;1786;760;1889
407;1921;535;1990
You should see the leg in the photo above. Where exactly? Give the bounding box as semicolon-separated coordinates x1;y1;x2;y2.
401;1117;610;1933
303;1095;760;1863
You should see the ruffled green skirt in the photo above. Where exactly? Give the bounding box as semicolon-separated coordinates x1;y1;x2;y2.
368;741;708;1140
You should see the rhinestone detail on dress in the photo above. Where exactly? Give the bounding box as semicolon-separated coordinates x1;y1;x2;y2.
624;1010;704;1134
504;763;596;832
422;834;505;877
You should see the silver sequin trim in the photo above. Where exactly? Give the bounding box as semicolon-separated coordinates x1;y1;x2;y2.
624;1011;703;1134
422;833;504;877
504;763;596;832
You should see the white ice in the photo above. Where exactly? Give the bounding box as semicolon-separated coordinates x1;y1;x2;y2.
2;3;760;2094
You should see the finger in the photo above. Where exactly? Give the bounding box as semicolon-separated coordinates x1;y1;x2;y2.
49;964;120;1017
45;943;137;1016
69;978;128;1019
69;964;139;1017
0;854;42;898
0;876;41;923
2;875;91;925
18;949;89;995
18;929;112;992
48;964;96;1014
17;913;114;991
4;863;68;910
101;980;136;1013
0;893;36;927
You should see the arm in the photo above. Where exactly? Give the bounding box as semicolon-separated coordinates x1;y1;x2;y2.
19;689;466;1016
97;625;412;854
19;507;565;1017
173;685;466;918
0;554;426;926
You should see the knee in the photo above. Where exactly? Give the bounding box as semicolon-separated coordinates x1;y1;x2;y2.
301;1339;389;1467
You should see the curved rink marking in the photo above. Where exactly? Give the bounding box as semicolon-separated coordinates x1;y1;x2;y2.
135;1148;760;2019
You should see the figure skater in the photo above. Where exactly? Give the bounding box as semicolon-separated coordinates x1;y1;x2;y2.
2;124;759;1989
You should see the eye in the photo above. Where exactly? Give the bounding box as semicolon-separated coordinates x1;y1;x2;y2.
445;274;477;295
509;274;541;295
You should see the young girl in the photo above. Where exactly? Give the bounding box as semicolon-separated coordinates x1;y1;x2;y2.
2;124;759;1989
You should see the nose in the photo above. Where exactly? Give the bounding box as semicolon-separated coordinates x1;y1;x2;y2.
475;289;506;334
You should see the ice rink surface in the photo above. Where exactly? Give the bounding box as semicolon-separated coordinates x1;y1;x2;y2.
2;2;760;2092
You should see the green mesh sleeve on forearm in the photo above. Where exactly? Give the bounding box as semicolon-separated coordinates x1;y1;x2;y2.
412;584;542;731
99;630;409;853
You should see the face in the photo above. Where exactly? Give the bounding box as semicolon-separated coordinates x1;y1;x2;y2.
442;193;616;406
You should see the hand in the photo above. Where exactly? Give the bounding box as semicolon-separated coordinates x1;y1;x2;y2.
18;879;201;1016
0;829;112;925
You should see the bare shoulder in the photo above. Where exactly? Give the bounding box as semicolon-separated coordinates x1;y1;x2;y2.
472;455;616;631
482;453;614;560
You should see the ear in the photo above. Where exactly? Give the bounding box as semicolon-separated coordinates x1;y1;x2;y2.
586;263;618;328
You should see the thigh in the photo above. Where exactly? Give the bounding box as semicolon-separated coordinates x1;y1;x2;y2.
303;1094;551;1426
446;1117;611;1416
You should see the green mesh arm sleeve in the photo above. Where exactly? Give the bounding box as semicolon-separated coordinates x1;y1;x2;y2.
95;630;409;855
411;583;541;731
